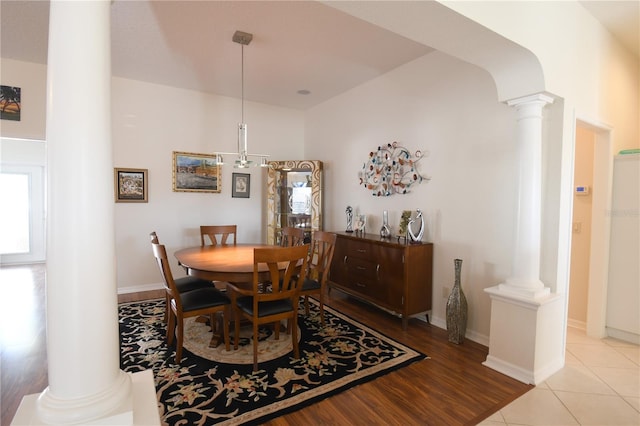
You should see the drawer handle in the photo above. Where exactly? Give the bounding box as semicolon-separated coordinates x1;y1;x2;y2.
343;255;348;264
376;264;380;278
356;266;367;271
357;249;367;253
356;282;366;288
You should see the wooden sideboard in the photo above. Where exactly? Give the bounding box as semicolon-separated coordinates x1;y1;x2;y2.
328;232;433;330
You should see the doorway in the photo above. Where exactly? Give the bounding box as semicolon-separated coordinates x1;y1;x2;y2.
569;119;613;339
568;126;594;330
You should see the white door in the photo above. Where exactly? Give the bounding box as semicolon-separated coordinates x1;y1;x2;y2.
0;165;46;264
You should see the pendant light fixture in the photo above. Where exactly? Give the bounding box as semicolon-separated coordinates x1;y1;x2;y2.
216;30;269;168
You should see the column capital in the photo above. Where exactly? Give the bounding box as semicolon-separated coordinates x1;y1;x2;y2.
507;92;555;108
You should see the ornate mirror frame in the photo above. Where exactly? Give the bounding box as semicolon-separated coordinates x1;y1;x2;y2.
266;160;323;245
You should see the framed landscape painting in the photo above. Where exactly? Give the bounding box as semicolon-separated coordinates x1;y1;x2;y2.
173;151;221;193
114;168;148;203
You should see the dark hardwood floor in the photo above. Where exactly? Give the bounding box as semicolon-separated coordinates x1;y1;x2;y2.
1;263;532;426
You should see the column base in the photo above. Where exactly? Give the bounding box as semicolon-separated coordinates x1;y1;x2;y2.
501;278;550;299
11;370;159;426
483;284;565;385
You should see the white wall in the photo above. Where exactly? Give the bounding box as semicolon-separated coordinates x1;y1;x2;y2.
111;77;305;289
306;51;516;341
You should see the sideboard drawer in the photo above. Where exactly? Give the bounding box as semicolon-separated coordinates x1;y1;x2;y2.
345;239;374;258
345;256;378;282
344;256;383;298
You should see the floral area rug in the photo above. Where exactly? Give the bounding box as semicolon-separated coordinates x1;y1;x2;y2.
119;298;427;425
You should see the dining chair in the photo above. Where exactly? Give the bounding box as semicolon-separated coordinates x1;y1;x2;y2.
280;226;306;247
232;244;309;371
150;232;213;323
151;240;231;363
299;231;337;326
200;225;237;246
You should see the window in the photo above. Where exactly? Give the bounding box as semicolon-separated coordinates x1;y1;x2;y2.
0;166;45;263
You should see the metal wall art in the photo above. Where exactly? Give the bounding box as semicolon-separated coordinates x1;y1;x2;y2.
358;141;429;196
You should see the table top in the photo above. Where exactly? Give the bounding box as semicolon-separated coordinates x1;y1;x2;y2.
174;243;275;283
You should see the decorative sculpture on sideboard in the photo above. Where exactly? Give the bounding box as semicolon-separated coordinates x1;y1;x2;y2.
407;209;424;243
345;206;353;233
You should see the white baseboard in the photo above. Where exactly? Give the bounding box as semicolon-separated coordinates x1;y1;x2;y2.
606;327;640;345
117;282;163;295
567;318;586;331
483;353;564;385
418;315;490;347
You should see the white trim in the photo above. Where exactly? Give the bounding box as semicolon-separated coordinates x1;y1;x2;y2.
482;354;565;385
117;282;164;295
606;327;640;345
567;318;586;331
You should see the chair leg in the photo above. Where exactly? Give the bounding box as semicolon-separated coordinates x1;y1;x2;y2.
319;293;325;326
223;306;230;352
291;314;299;359
167;309;176;345
252;322;259;371
164;294;170;323
234;307;240;350
175;314;184;363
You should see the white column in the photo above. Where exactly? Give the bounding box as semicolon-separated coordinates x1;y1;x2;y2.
36;1;132;423
501;93;554;298
483;92;564;385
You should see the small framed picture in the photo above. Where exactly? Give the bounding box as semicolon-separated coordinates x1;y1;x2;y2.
0;85;21;121
232;173;250;198
114;168;148;203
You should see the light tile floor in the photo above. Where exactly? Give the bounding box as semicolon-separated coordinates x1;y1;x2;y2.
479;327;640;425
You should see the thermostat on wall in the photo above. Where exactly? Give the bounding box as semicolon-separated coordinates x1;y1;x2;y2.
575;186;590;196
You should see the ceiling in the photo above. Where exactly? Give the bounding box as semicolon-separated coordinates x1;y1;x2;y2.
1;1;638;111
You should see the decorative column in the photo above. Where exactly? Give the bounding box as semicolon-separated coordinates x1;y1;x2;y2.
484;93;564;385
37;1;132;423
11;1;158;424
501;93;554;298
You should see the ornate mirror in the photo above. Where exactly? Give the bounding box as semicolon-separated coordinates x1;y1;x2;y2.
266;160;323;245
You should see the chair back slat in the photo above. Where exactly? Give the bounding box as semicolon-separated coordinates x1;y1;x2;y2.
200;225;237;246
253;244;309;302
280;226;306;247
308;231;337;282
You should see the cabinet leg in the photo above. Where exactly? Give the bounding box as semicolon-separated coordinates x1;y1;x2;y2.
425;313;430;324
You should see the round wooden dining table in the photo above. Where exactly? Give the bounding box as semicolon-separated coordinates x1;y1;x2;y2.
174;243;276;283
